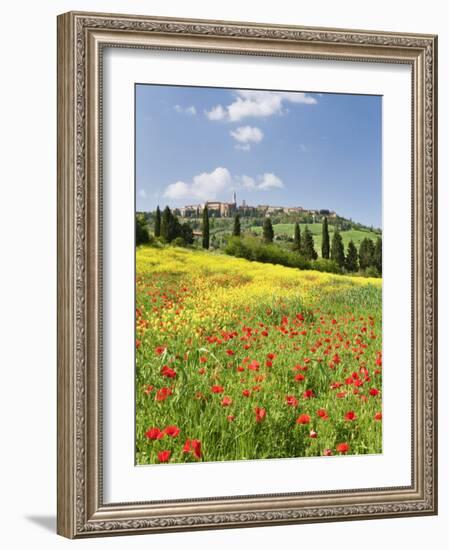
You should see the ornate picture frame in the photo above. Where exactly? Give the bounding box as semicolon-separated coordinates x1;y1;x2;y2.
57;11;437;538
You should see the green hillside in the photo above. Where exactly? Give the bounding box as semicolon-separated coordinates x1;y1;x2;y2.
250;223;380;257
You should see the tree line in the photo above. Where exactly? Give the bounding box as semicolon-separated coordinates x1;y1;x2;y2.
257;215;381;276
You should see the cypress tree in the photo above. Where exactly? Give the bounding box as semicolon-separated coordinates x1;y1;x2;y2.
233;214;241;237
301;226;318;260
321;217;330;259
160;206;171;242
374;237;382;275
154;205;161;237
345;240;359;272
136;213;150;245
330;229;345;268
293;222;301;252
359;237;375;270
202;205;210;249
262;217;274;243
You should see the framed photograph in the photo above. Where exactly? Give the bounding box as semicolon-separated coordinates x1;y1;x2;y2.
57;11;438;538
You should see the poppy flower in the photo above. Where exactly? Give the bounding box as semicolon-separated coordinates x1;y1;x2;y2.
227;415;235;422
336;442;350;454
155;387;172;402
145;427;163;440
285;395;298;407
164;425;180;438
294;373;305;382
199;356;208;363
303;389;315;399
248;360;260;371
144;385;154;395
296;413;311;425
323;448;333;456
136;339;142;349
157;450;171;463
374;412;382;421
254;407;266;423
161;365;176;378
316;408;329;420
226;349;235;356
369;388;380;396
221;396;233;407
242;389;251;397
211;385;224;394
267;353;276;360
183;439;202;459
344;411;357;421
155;346;166;356
309;430;318;439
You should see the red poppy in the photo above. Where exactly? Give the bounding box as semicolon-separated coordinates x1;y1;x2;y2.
296;413;311;425
199;356;208;363
344;411;357;421
316;408;329;420
285;395;298;407
183;439;202;459
336;442;350;454
211;385;224;394
155;387;172;401
144;384;154;395
226;349;235;356
266;360;273;367
161;365;176;378
242;389;251;397
164;425;180;437
254;407;266;423
323;448;333;456
303;389;315;399
374;412;383;421
267;353;276;360
294;373;305;382
227;415;235;422
155;346;166;355
145;427;163;440
136;339;142;349
221;396;233;407
369;388;380;396
157;450;171;463
309;430;318;439
248;360;260;371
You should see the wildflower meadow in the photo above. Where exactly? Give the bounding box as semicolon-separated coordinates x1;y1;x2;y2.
135;246;382;465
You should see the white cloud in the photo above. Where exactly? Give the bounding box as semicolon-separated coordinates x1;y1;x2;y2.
258;173;284;190
138;189;147;199
205;105;226;120
238;173;284;191
205;90;317;122
230;126;263;151
174;104;197;115
164;167;232;202
163;168;284;202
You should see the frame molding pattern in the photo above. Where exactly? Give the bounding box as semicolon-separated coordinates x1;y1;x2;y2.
57;11;437;538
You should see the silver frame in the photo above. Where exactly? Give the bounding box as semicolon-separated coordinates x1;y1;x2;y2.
57;11;438;538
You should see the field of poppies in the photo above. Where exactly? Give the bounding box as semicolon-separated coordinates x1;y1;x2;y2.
135;246;382;465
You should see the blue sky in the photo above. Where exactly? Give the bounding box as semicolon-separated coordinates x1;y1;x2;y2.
136;84;382;228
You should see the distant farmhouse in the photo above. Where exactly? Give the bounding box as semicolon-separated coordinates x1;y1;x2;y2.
173;192;336;219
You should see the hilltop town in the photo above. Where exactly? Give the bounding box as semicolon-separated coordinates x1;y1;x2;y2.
173;192;337;220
